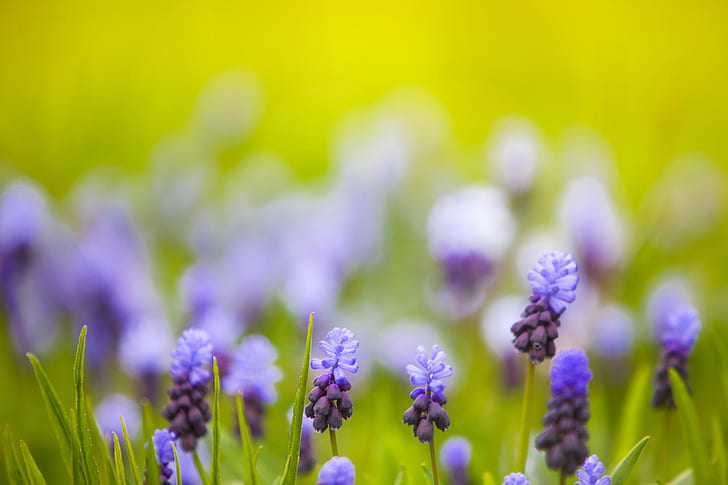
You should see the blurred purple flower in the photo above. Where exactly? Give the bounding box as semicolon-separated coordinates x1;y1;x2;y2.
317;456;355;485
95;394;140;441
535;349;592;475
441;436;471;485
502;473;531;485
152;429;177;485
486;116;542;196
575;455;612;485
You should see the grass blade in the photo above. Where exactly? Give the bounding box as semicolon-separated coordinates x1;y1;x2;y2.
121;416;143;485
73;325;100;485
19;440;48;485
112;432;125;485
87;396;115;484
236;393;260;485
712;417;727;485
210;357;221;485
279;312;315;485
142;400;159;485
25;353;74;477
609;435;650;485
668;368;713;485
171;441;182;485
666;469;693;485
4;425;27;485
611;365;651;463
421;463;434;485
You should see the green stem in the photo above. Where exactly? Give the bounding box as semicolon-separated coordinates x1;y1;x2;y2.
429;435;440;485
659;409;672;479
329;428;339;457
516;360;536;472
560;470;566;485
193;448;209;485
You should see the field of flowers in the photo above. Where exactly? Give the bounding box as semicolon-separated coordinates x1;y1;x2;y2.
1;2;728;485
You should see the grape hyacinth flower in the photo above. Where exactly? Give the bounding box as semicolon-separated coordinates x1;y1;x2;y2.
152;429;177;485
317;456;355;485
440;436;471;485
652;306;701;408
511;251;579;364
535;349;592;476
162;329;213;451
502;473;531;485
575;455;612;485
403;345;453;443
95;394;140;441
223;334;282;438
305;327;359;435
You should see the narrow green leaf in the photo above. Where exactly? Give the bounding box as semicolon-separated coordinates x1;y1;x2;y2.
142;400;159;485
210;357;221;485
73;325;100;485
121;416;143;485
87;395;115;485
19;440;48;485
171;442;182;485
279;312;315;485
609;436;650;485
4;425;27;485
421;464;434;485
712;417;727;485
393;465;405;485
112;433;125;485
665;469;693;485
25;353;74;477
236;393;260;485
668;368;713;485
611;365;651;463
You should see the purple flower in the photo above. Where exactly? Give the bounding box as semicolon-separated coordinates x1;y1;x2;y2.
95;394;140;440
306;327;359;433
163;329;213;451
170;329;213;386
575;455;612;485
152;429;177;484
317;456;355;485
535;349;592;475
528;251;579;315
403;345;453;443
502;473;531;485
512;252;579;363
223;334;282;438
311;327;360;385
652;306;701;408
441;436;471;485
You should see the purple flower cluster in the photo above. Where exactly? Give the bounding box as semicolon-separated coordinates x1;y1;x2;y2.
502;473;531;485
162;329;213;451
152;429;177;485
652;306;701;408
575;455;612;485
402;345;453;443
223;334;282;438
317;456;355;485
535;349;592;475
305;328;359;433
512;252;579;363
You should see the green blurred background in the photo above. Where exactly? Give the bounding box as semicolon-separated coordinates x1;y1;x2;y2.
2;2;728;484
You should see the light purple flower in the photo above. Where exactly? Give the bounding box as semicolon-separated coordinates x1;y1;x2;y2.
575;455;612;485
317;456;355;485
95;394;140;440
223;334;282;403
502;473;531;485
528;251;579;315
311;327;360;385
406;345;454;395
170;328;213;385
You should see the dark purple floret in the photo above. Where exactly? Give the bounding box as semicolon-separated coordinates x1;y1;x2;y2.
652;306;701;408
535;349;592;476
152;429;177;484
162;329;213;451
403;345;453;443
306;327;359;433
511;252;578;364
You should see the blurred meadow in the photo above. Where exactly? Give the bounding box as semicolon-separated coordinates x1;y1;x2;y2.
2;1;728;484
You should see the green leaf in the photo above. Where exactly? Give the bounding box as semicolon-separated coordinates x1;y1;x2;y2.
142;400;159;485
171;441;183;485
121;416;143;485
19;440;48;485
666;469;693;485
210;357;221;485
112;433;125;485
87;395;114;485
609;435;650;485
25;353;74;478
236;393;260;485
421;464;434;485
73;325;100;485
279;312;315;485
4;425;27;485
393;465;406;485
668;368;713;485
712;417;727;485
611;365;651;464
